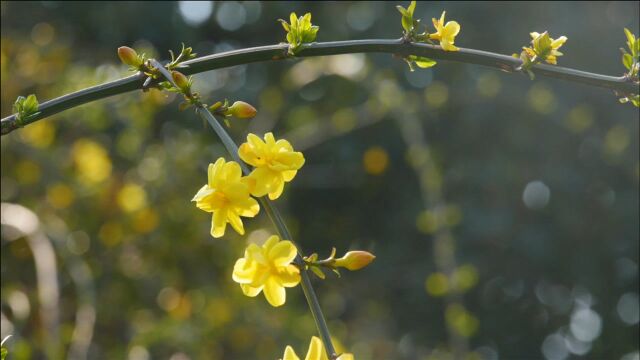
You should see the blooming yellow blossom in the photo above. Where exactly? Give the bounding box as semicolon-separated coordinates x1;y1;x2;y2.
238;132;305;200
281;336;354;360
192;158;259;238
525;31;567;65
232;235;301;307
429;11;460;51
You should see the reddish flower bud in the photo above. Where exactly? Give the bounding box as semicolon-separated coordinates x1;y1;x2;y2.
226;101;257;119
171;71;190;92
334;251;376;271
118;46;142;67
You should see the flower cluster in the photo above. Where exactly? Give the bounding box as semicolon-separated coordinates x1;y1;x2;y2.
192;133;304;238
515;31;568;79
396;1;461;71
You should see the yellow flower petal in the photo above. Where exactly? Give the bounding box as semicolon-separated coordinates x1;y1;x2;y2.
275;265;301;287
305;337;325;360
283;346;301;360
232;258;257;283
282;170;297;182
551;36;567;49
268;240;298;267
443;21;460;39
227;210;245;235
235;197;260;217
441;39;459;52
262;235;280;253
268;178;286;200
263;277;286;307
211;210;227;238
241;284;262;297
246;243;267;264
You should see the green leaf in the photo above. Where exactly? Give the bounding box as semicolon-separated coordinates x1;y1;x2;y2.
622;53;633;70
414;57;437;68
310;266;326;279
1;347;7;360
402;14;413;33
624;28;635;49
12;94;39;122
407;0;416;16
396;5;408;16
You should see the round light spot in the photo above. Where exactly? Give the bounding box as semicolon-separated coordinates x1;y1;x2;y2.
347;2;376;31
541;333;569;360
617;292;639;325
178;1;213;26
523;180;550;210
215;1;246;31
570;308;602;342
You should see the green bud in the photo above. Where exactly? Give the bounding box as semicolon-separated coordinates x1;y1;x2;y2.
118;46;142;67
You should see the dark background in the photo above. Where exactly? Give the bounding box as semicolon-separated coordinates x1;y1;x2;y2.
1;1;638;359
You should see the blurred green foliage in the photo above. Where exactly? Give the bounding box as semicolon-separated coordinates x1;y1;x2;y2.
1;1;638;359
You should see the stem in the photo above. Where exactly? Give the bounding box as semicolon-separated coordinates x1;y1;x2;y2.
197;106;338;360
150;60;338;358
2;39;637;135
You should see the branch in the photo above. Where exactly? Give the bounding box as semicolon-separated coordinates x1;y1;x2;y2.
2;38;637;135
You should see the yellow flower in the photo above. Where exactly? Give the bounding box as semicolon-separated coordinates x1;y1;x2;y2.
525;31;567;65
232;235;301;307
192;158;260;238
238;132;305;200
429;11;460;51
281;336;354;360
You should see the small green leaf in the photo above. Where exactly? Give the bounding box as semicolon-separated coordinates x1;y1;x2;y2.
414;57;437;68
622;53;633;70
402;14;413;33
311;266;326;279
1;347;7;360
12;94;39;122
624;28;635;49
407;0;416;16
396;5;408;16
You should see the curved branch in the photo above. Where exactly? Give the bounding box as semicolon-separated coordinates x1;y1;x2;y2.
2;39;637;135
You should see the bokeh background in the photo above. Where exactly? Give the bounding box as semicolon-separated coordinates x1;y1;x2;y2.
1;1;639;359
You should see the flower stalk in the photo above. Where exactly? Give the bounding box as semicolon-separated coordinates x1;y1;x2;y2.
149;59;338;359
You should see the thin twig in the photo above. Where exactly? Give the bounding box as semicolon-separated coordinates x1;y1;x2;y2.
2;39;637;135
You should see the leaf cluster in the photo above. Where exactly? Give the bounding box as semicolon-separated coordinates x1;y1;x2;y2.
12;94;39;123
279;12;319;55
619;28;639;107
396;1;437;71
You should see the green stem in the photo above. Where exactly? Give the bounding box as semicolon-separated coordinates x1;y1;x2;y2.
197;106;338;359
150;60;338;359
2;39;637;135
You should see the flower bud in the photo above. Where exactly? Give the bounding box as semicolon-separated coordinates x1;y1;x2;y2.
171;71;190;92
333;251;376;271
118;46;142;67
226;101;257;119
